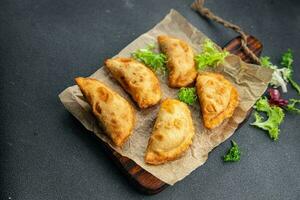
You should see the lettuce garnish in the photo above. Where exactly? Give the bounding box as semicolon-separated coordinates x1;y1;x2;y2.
177;87;197;105
280;49;300;94
132;44;167;74
251;97;285;141
260;49;300;94
284;99;300;114
223;140;241;162
260;56;290;93
260;56;273;67
195;39;229;70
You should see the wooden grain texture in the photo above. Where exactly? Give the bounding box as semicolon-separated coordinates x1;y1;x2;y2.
101;35;263;194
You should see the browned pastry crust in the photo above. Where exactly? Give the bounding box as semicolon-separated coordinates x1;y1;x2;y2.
145;99;195;165
105;58;162;108
75;77;135;147
158;35;197;88
196;72;239;129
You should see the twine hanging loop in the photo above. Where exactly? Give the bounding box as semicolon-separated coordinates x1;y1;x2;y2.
191;0;261;65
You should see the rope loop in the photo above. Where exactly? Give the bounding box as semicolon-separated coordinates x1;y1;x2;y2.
191;0;261;64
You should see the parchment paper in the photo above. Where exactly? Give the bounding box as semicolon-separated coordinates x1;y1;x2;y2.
59;10;273;185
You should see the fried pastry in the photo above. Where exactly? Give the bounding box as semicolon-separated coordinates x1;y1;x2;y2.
105;58;162;108
196;72;239;129
158;35;197;88
75;77;135;147
145;99;195;165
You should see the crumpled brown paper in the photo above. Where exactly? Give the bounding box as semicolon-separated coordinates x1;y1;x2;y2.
59;9;273;185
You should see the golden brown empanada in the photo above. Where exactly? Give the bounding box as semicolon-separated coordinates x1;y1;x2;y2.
145;99;195;165
75;77;135;147
158;35;197;88
105;58;162;109
196;72;239;129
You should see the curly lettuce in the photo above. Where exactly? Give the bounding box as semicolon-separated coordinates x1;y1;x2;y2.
195;39;229;70
260;56;290;93
260;56;273;67
284;99;300;114
223;140;241;162
280;49;300;94
281;49;293;68
132;44;167;74
251;97;285;140
177;87;197;105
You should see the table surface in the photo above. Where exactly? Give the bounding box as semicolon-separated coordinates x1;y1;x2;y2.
1;0;300;199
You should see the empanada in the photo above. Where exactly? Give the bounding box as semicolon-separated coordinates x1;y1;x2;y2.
196;72;239;129
105;58;162;108
158;35;197;88
145;99;195;165
75;77;135;147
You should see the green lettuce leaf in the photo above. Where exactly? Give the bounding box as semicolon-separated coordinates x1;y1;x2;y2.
260;56;289;93
132;44;167;74
251;97;285;140
281;49;293;69
194;39;229;70
288;78;300;94
260;56;273;68
223;140;241;162
177;87;197;105
284;99;300;114
280;49;300;94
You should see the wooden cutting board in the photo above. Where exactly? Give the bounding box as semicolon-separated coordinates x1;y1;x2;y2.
98;35;262;194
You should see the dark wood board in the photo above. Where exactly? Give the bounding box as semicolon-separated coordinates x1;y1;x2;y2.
100;35;263;195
